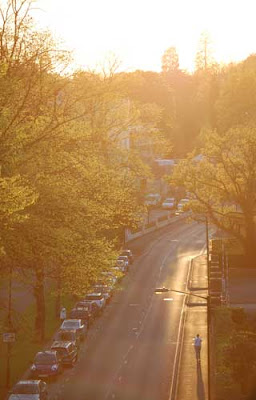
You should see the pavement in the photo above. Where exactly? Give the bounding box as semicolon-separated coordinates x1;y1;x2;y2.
175;254;209;400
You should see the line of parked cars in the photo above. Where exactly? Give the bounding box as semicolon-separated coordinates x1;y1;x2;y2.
7;249;134;400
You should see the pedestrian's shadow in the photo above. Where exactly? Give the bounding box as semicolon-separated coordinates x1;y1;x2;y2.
196;362;205;400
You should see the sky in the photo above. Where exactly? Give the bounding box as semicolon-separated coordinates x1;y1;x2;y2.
34;0;256;73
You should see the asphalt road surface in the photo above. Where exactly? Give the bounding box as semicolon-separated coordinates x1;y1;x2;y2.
48;220;206;400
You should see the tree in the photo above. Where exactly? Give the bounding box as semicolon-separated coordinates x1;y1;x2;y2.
195;31;216;72
224;332;256;394
161;47;180;74
215;55;256;132
171;126;256;265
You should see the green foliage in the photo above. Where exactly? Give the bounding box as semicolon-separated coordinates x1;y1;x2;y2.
215;55;256;132
171;126;256;261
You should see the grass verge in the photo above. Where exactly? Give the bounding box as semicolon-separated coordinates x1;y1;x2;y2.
0;292;74;399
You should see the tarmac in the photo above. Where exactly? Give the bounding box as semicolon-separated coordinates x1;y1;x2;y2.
175;254;209;400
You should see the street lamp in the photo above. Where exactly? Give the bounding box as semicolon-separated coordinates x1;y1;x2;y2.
154;287;211;400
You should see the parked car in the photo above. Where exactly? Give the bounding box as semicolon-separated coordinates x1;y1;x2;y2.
69;307;90;326
55;329;80;349
75;300;100;319
162;197;175;209
8;380;48;400
117;255;129;272
84;292;105;309
30;351;62;380
51;341;78;367
116;259;128;273
120;249;134;264
93;284;113;303
97;274;117;289
60;319;87;340
177;198;190;212
144;193;161;207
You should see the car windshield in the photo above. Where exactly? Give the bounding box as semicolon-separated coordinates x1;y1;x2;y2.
86;294;102;300
62;321;79;328
122;250;132;256
12;383;39;394
58;332;75;341
35;353;56;365
52;348;68;356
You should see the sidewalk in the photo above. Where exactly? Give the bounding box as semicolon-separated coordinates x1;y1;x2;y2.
175;255;209;400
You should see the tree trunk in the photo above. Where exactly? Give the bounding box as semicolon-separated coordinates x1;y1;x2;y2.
34;265;45;342
244;215;256;267
55;274;61;318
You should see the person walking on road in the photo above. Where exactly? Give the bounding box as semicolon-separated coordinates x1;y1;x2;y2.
194;334;202;362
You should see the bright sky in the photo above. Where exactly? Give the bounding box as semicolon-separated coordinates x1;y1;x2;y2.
35;0;256;72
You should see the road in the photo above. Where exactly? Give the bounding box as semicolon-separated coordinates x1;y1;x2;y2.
48;220;206;400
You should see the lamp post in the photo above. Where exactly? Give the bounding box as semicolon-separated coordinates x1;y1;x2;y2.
154;287;211;400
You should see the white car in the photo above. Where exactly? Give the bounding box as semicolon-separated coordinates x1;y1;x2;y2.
84;292;106;309
177;198;190;212
60;319;87;340
8;380;48;400
162;198;175;209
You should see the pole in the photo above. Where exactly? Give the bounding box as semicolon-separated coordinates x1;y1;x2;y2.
6;343;11;389
205;216;211;400
6;261;13;389
206;216;210;274
207;295;211;400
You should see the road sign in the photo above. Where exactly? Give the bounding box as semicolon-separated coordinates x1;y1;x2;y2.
3;332;16;343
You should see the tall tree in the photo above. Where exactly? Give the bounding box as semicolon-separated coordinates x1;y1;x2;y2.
195;31;216;72
171;126;256;265
161;47;180;74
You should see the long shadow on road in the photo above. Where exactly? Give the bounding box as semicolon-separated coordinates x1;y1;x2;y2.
196;363;205;400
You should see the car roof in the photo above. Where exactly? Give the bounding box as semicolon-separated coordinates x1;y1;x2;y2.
14;380;41;385
51;341;72;348
85;292;103;297
58;328;76;333
36;350;57;356
62;319;81;323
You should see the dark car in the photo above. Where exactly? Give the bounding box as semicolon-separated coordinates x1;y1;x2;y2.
75;300;100;319
69;307;90;327
51;341;78;367
60;319;87;340
30;351;62;380
8;380;48;400
55;329;80;349
120;249;134;264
